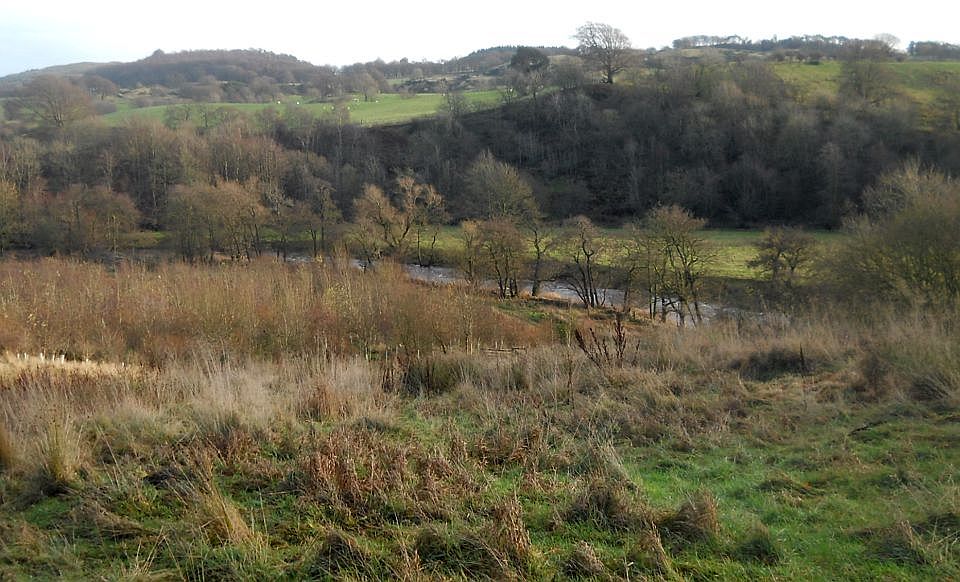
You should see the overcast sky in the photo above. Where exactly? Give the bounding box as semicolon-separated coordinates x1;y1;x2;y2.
2;1;957;76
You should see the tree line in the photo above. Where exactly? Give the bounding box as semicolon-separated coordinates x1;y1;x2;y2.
2;24;960;257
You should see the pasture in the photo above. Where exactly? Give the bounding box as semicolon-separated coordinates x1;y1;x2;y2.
102;91;505;127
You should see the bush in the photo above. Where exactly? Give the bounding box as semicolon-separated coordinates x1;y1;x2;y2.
824;161;960;307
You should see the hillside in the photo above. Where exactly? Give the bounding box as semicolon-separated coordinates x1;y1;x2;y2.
2;41;960;234
0;62;112;90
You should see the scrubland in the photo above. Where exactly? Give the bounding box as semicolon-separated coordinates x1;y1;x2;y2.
0;258;957;580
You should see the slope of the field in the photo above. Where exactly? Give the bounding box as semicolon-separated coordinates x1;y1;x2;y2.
102;91;505;127
773;60;960;111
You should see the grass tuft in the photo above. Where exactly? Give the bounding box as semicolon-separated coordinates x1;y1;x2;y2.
564;477;653;531
302;527;382;578
68;499;151;540
0;425;15;473
31;418;85;497
561;541;606;579
734;522;781;565
490;496;534;567
414;524;510;579
658;489;721;547
189;472;258;546
627;528;678;579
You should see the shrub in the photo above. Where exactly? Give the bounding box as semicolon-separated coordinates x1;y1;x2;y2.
824;161;960;307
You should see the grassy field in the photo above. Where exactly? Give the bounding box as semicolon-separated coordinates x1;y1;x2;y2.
773;60;960;111
0;258;957;580
102;91;505;127
423;225;843;281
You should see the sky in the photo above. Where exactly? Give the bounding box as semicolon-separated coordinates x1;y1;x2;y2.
2;1;958;76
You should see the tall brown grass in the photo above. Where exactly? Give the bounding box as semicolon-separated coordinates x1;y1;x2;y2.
0;258;550;364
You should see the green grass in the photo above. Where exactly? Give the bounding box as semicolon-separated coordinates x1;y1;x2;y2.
2;362;956;579
773;59;960;111
427;225;843;281
774;61;844;100
102;91;505;127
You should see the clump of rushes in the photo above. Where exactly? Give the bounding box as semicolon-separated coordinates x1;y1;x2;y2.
301;527;383;579
32;418;84;496
561;541;606;578
0;425;15;473
627;528;678;579
659;489;721;547
564;476;654;531
735;522;781;565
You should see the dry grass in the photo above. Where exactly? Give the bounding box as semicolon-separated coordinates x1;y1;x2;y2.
0;424;14;473
855;311;960;406
659;490;721;547
561;541;606;578
1;256;957;578
188;466;259;546
0;258;550;364
31;417;85;496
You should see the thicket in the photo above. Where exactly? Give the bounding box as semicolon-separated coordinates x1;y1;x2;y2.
3;55;960;259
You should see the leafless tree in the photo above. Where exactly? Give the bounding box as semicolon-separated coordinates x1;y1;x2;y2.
574;22;633;84
6;75;93;133
561;216;608;309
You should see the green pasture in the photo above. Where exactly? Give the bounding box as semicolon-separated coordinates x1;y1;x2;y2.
428;225;842;281
773;60;960;106
102;91;505;127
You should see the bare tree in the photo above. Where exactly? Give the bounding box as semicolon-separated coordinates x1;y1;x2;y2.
0;181;19;254
307;185;341;258
80;74;118;100
748;227;817;287
352;175;444;262
478;219;526;298
561;216;608;309
574;22;633;84
465;150;538;222
628;206;712;325
6;75;94;133
525;220;557;297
